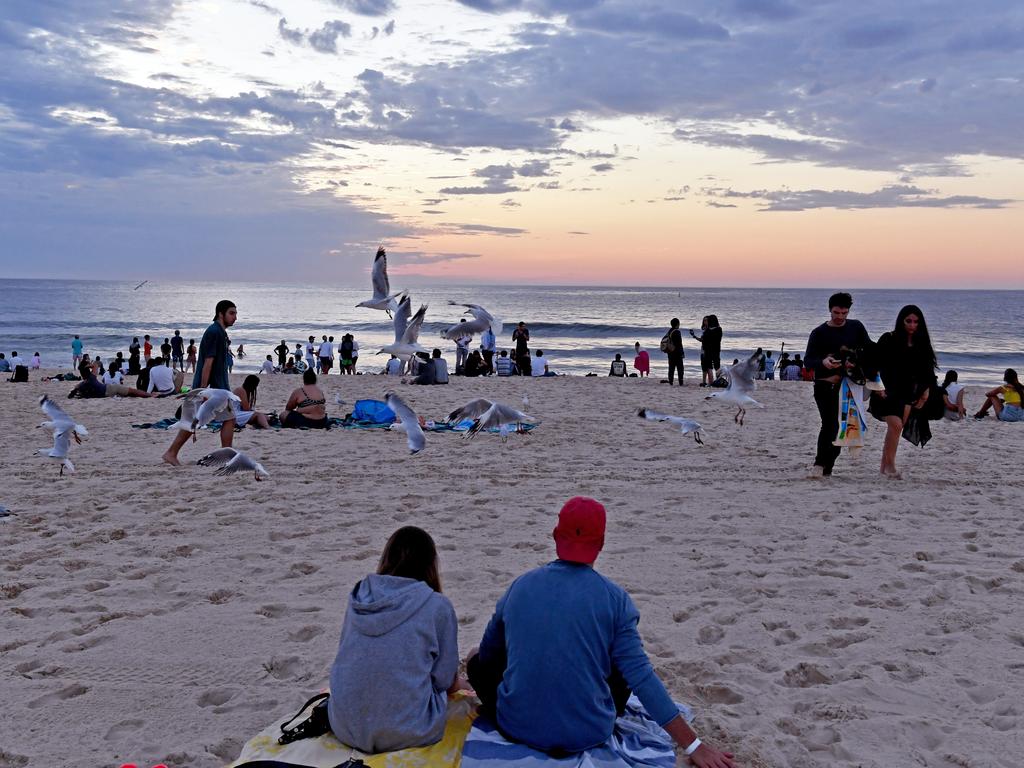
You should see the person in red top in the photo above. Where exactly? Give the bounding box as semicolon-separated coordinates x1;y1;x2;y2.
143;334;153;362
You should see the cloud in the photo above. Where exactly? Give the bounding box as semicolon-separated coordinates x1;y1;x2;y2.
701;184;1014;211
446;223;527;235
438;159;552;194
309;20;353;53
332;0;396;16
279;18;352;53
390;251;482;266
591;162;613;172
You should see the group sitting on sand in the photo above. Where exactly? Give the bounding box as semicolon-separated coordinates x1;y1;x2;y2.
324;498;737;768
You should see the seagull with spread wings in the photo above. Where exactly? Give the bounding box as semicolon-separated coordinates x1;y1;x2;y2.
196;448;270;481
378;296;428;362
385;392;426;454
636;407;705;445
356;246;405;315
706;349;765;425
37;395;88;475
451;399;533;441
440;301;500;340
172;388;242;441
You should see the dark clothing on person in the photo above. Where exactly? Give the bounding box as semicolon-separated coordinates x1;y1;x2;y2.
696;326;722;371
70;373;106;399
192;322;231;390
513;327;530;374
804;320;871;380
518;354;532;377
609;360;626;377
666;328;685;385
412;359;437;385
868;331;937;421
171;336;184;357
160;342;172;362
282;411;329;429
136;367;151;392
128;342;141;374
805;319;872;474
482;349;494;375
274;343;289;367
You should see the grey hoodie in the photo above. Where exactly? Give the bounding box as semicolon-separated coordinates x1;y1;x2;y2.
328;574;459;753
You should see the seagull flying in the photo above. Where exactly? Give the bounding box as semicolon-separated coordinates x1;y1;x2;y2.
385;392;426;454
637;407;705;445
356;246;404;314
38;396;88;475
706;349;765;425
172;388;242;440
441;301;499;340
378;298;428;361
196;448;270;481
464;401;533;441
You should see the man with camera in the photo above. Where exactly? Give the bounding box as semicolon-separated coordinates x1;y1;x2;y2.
804;292;872;477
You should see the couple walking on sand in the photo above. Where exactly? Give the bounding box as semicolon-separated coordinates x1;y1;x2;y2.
326;497;738;767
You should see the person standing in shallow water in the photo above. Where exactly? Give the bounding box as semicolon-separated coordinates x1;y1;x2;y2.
804;292;871;478
162;300;238;466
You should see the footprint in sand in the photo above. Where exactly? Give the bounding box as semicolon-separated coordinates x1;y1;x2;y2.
287;625;325;642
0;749;30;768
780;663;831;688
104;719;144;741
27;683;89;709
696;625;725;645
197;688;237;708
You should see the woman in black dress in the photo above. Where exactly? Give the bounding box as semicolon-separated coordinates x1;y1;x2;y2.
869;304;937;477
690;315;723;386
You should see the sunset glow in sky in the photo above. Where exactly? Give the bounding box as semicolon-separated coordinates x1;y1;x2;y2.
1;0;1022;287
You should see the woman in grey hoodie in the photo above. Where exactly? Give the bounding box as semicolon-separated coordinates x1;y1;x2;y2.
328;527;463;753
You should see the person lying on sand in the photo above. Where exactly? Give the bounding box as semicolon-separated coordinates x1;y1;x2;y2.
68;363;153;399
467;497;738;768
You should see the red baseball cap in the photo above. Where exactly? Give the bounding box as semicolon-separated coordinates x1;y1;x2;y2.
553;497;606;564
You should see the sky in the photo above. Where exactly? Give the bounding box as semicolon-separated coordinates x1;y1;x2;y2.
0;0;1022;288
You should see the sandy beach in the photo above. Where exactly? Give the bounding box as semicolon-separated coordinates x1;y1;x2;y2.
2;371;1023;768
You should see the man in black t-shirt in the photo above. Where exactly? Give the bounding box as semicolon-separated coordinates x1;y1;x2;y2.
804;292;871;477
665;318;684;385
170;330;185;370
274;339;289;368
512;322;531;376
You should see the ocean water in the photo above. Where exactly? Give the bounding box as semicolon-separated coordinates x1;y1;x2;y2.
1;279;1021;386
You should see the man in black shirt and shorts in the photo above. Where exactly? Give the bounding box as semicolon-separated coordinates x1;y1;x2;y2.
804;292;871;477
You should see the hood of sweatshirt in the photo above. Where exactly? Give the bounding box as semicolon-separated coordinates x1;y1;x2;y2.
347;574;435;637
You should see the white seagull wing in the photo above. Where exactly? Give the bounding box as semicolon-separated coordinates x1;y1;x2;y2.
447;398;494;423
196;447;239;468
392;293;411;342
386;392;426;454
371;246;390;299
401;304;428;346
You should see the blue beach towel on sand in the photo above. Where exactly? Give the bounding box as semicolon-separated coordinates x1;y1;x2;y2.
462;696;693;768
350;399;396;424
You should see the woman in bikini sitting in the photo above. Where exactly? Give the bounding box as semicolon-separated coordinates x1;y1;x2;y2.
282;368;329;429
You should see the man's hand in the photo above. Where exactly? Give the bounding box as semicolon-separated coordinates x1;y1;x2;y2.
689;743;736;767
823;355;841;370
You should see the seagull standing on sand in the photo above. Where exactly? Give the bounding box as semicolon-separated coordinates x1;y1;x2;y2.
356;246;405;315
440;301;499;340
172;388;242;441
196;448;270;481
378;296;428;362
385;392;426;454
636;407;705;445
37;395;88;475
706;349;765;425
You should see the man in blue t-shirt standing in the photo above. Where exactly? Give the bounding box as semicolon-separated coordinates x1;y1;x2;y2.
71;335;84;369
467;498;737;767
161;300;237;466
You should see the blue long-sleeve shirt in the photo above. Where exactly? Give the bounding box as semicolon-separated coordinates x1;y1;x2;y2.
478;560;678;752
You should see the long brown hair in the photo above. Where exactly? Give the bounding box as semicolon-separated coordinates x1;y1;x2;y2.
378;526;441;593
1004;369;1024;404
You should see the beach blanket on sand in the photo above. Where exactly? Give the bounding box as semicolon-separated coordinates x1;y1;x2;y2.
462;696;691;768
228;694;689;768
228;693;476;768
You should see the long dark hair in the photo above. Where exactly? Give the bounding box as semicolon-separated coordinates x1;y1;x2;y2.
242;374;260;409
377;526;441;593
707;314;720;329
1004;369;1024;404
941;370;958;389
893;304;936;370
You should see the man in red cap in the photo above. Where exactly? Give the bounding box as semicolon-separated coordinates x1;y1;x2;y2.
467;497;736;767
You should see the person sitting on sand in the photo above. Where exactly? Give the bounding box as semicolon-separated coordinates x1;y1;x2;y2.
464;349;486;377
260;355;276;375
0;354;9;373
147;358;185;396
467;497;737;767
283;356;299;374
385;354;403;376
327;526;468;753
70;363;152;399
282;369;329;428
532;349;553;377
941;370;967;420
432;348;450;384
633;342;649;377
102;361;125;386
974;368;1024;422
496;349;513;377
609;353;627;377
233;374;271;429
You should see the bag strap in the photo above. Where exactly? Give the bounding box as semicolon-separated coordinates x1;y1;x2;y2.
277;692;330;745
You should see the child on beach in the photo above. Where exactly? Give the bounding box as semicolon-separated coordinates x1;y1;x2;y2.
328;526;466;753
633;341;650;377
